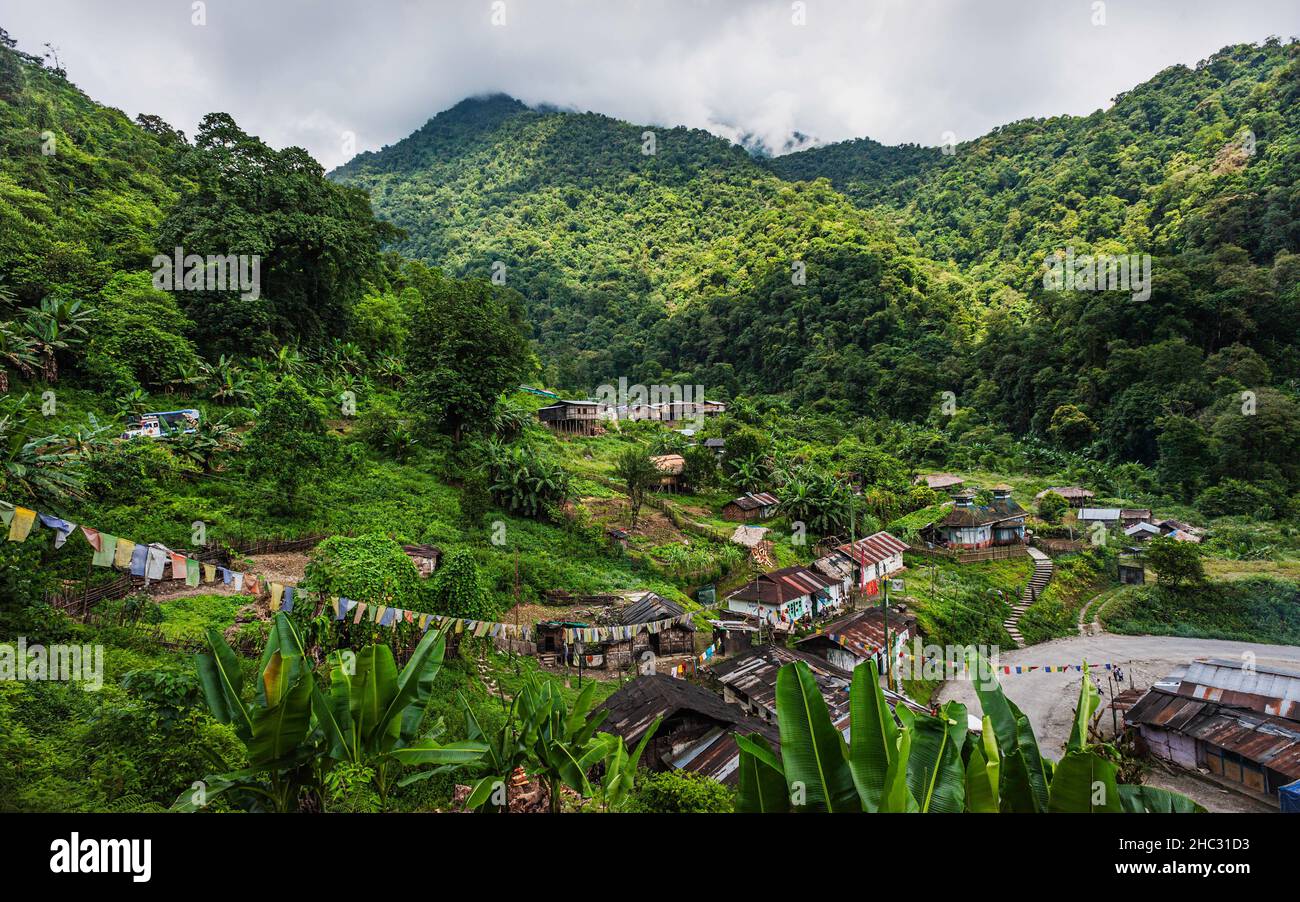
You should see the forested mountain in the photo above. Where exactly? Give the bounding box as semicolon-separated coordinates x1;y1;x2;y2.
330;94;969;406
335;41;1300;507
770;40;1300;491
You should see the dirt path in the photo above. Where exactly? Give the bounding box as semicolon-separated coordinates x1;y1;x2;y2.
1076;587;1121;636
935;632;1300;762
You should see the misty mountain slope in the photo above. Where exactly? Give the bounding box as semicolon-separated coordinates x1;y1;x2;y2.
334;40;1300;473
332;94;969;397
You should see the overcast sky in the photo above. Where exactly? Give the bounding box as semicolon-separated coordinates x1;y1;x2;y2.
5;0;1299;169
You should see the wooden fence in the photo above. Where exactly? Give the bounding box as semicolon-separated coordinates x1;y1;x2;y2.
906;542;1029;564
1032;537;1086;554
43;533;328;616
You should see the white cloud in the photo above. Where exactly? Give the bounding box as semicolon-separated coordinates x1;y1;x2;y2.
4;0;1298;169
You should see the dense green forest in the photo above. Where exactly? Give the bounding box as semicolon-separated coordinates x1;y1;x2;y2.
332;39;1300;512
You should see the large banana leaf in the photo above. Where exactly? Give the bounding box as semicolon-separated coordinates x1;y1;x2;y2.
1117;785;1207;813
898;701;967;813
380;626;446;747
964;716;1001;813
245;667;315;766
1047;750;1121;812
735;733;790;813
1067;663;1101;753
317;650;358;761
970;652;1051;812
350;644;399;744
847;660;903;812
195;628;253;739
774;661;859;811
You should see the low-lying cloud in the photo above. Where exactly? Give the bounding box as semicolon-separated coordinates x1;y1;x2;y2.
5;0;1298;169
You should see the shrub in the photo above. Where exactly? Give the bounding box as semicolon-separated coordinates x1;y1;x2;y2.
626;770;734;813
429;547;498;620
301;534;426;609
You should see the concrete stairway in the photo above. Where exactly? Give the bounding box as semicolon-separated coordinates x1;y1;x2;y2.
1003;546;1053;649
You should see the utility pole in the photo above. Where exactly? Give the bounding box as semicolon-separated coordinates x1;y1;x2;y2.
882;574;890;691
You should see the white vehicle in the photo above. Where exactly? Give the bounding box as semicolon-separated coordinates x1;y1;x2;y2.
121;409;201;440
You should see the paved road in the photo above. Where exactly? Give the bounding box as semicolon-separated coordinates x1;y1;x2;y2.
935;633;1300;763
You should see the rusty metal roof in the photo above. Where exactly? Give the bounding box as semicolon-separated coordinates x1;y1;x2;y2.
796;607;918;659
1178;658;1300;721
1126;688;1300;780
837;531;908;566
727;491;780;511
726;565;837;606
710;644;851;719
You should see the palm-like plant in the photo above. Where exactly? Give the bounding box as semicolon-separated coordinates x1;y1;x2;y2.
23;297;89;383
736;657;1203;813
176;614;483;812
0;394;84;504
0;320;37;392
437;677;654;814
208;354;252;406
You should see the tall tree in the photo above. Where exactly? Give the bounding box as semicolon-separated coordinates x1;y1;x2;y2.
404;269;533;441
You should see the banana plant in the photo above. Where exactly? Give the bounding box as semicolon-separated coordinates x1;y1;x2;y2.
318;624;486;803
177;614;483;811
440;676;628;813
735;657;1204;813
175;613;319;812
590;718;660;811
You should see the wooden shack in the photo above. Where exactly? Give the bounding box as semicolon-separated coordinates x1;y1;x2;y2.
536;399;603;435
401;544;442;578
721;491;780;522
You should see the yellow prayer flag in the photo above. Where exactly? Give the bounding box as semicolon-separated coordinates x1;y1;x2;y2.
9;507;37;542
114;538;136;569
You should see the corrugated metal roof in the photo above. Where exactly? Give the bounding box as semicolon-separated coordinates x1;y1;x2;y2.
619;591;688;626
727;491;779;511
727;565;837;605
837;531;908;565
1126;688;1300;780
710;644;851;719
1179;659;1300;721
813;550;854;581
1078;508;1122;520
796;608;917;659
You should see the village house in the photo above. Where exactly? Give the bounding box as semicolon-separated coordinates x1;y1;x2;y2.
595;673;779;786
1035;486;1096;507
1076;507;1122;528
812;548;855;599
836;531;908;595
795;606;918;675
709;619;760;657
914;473;965;492
721;491;780;522
536;399;603;435
401;544;441;578
529;592;694;670
1121;508;1154;528
710;644;852;723
1123;521;1162;541
725;564;843;625
649;453;686;492
1125;659;1300;805
927;487;1026;549
703;437;725;455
